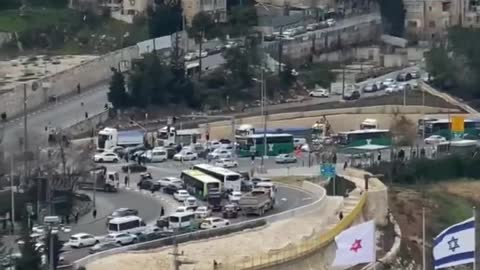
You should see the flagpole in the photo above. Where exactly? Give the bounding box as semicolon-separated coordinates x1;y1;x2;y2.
422;207;426;270
373;221;376;270
474;206;477;270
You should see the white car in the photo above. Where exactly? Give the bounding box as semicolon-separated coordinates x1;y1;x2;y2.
175;206;193;213
383;78;395;87
184;52;197;61
173;151;198;161
173;189;190;201
157;177;183;188
326;18;336;26
207;140;222;149
94;152;119;163
104;233;137;245
424;135;447;144
228;191;242;203
385;84;398;93
200;217;230;229
214;158;238;168
275;154;297;164
194;206;211;219
68;233;99;248
309;89;329;97
207;149;232;159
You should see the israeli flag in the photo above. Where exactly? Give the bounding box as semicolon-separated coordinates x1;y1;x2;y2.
433;217;475;269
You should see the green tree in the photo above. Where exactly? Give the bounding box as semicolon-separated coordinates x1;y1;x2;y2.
147;1;182;38
377;0;405;37
0;0;19;10
227;6;258;36
15;231;42;270
279;62;296;90
107;68;129;109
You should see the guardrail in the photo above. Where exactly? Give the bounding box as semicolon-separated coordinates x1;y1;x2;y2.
218;192;367;270
68;181;327;270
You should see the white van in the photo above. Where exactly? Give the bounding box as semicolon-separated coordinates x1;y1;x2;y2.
107;216;146;234
169;212;195;230
143;148;167;162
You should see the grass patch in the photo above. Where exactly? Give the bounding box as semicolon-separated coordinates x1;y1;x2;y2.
0;8;77;32
428;189;473;235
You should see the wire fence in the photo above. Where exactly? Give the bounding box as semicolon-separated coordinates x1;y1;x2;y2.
218;193;368;270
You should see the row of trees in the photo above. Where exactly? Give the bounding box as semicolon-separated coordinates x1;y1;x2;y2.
0;0;68;10
425;27;480;99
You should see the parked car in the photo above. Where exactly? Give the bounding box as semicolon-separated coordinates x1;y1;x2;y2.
214;158;238;168
121;163;147;173
326;18;336;26
68;233;98;248
398;83;412;92
200;217;230;229
424;135;447;144
137;179;160;192
309;88;329;97
173;151;198;161
228;191;242;203
375;81;384;90
89;242;121;254
104;233;137;245
275;154;297;164
222;204;238;219
173;189;190;201
157;177;183;189
175;206;193;213
362;83;378;93
343;90;361;100
207;149;232;159
385;84;399;94
194;206;211;219
107;208;139;221
383;78;395;87
396;72;412;82
141;148;167;163
94;152;119;163
411;70;420;79
163;184;179;195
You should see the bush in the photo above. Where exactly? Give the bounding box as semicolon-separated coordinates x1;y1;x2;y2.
368;154;480;185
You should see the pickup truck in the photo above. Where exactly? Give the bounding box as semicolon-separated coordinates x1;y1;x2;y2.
238;188;274;216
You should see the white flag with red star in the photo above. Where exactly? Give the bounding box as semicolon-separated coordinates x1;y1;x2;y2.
332;220;376;267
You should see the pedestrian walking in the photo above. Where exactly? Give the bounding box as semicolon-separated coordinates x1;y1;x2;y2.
125;154;129;163
332;153;337;164
66;215;70;224
343;161;348;170
85;112;88;119
420;148;426;158
75;212;79;223
92;209;97;219
160;207;165;217
339;211;344;220
377;151;381;163
124;175;129;187
77;83;81;94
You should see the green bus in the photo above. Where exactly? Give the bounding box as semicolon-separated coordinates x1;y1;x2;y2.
236;133;294;157
180;170;222;200
337;129;392;147
424;119;480;139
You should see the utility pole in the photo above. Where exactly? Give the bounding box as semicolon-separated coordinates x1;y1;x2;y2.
341;59;346;99
23;84;28;186
10;156;15;233
278;26;283;76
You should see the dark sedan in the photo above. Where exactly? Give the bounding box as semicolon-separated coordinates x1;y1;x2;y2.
121;163;147;173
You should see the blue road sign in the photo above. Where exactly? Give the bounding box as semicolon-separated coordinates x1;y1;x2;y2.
321;163;336;178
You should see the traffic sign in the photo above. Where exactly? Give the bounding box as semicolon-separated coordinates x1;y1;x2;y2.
321;163;336;178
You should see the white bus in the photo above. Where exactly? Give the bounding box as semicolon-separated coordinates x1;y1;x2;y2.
180;169;222;200
107;216;146;234
169;212;196;230
192;164;241;192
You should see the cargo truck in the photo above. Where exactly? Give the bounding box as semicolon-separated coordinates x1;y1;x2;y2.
76;166;119;192
238;188;274;216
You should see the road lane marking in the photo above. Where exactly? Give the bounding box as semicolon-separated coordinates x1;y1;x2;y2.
302;197;312;201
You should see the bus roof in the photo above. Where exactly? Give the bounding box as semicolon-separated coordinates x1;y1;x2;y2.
193;164;240;176
338;129;389;135
428;118;475;124
169;212;195;218
108;216;142;224
181;169;222;184
238;133;293;138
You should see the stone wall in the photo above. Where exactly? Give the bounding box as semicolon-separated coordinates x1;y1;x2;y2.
0;46;139;119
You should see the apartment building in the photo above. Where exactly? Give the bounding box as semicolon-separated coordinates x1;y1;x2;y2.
183;0;227;26
70;0;152;23
404;0;466;39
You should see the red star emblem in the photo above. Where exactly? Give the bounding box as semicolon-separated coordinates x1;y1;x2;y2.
350;239;362;253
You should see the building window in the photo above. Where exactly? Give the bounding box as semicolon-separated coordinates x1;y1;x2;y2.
442;2;451;11
429;21;436;28
407;20;418;27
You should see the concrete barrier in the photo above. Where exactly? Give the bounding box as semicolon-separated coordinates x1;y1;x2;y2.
64;109;111;138
68;181;327;270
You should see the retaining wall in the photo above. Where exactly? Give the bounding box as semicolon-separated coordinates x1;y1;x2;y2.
70;181;326;270
1;46;139;120
64;109;111;138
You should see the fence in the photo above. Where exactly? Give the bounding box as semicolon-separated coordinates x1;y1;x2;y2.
219;192;367;270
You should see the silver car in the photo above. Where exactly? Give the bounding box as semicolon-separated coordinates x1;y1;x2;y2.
274;154;297;164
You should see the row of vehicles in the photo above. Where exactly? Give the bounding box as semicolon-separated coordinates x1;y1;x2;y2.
264;19;336;41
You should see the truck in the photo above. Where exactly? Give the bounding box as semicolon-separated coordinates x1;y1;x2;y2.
97;127;145;150
238;188;274;216
76;166;119;192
